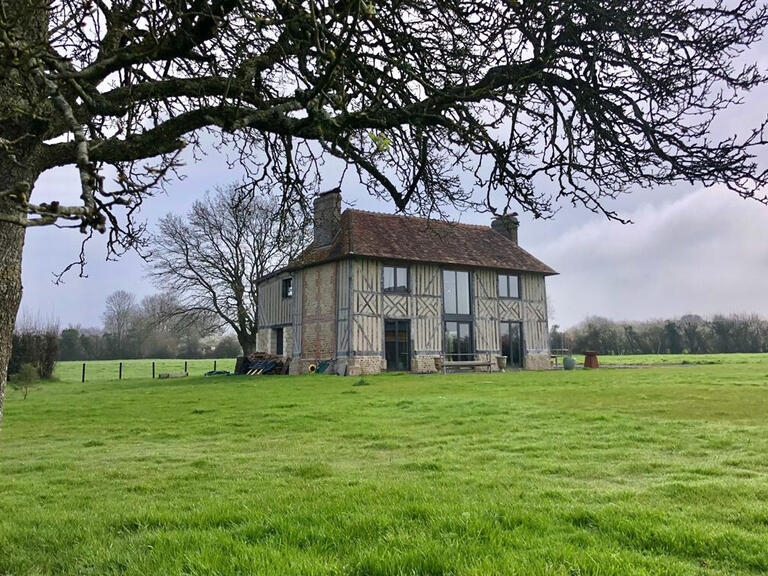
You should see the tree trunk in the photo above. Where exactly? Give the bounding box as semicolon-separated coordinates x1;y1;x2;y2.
0;0;47;430
238;331;258;357
0;192;27;431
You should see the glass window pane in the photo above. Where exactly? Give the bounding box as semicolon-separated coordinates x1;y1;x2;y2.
510;322;522;367
500;322;510;362
443;270;456;315
385;320;397;369
444;321;458;360
509;275;519;298
456;271;470;315
458;322;472;357
383;266;394;291
498;275;508;298
396;267;408;291
399;321;410;368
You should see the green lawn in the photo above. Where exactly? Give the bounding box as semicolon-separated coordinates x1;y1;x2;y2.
567;352;768;366
54;358;238;382
52;353;768;383
2;363;768;575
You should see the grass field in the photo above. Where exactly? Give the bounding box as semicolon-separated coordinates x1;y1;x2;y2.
566;353;768;366
2;359;768;575
53;358;238;382
52;352;767;384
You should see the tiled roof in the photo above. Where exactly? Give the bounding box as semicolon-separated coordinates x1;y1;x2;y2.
286;209;556;275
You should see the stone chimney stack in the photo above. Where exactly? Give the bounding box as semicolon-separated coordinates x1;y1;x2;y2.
491;213;519;245
313;188;342;246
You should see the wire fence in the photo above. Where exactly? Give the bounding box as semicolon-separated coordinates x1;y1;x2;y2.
55;359;237;383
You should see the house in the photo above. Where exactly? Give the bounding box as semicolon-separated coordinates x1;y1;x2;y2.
256;189;557;375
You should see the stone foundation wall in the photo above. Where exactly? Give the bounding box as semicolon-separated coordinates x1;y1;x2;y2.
412;355;440;374
524;353;551;370
288;358;336;375
285;352;549;374
347;355;385;376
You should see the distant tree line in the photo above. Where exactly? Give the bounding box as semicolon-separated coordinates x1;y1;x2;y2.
553;314;768;355
8;291;242;378
57;290;242;362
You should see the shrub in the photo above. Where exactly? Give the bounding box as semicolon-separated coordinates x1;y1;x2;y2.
212;335;241;358
8;320;59;379
9;363;38;400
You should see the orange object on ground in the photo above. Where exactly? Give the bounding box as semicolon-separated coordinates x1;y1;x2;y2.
584;351;599;369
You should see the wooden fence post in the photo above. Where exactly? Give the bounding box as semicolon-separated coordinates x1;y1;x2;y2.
184;360;188;373
214;360;217;371
119;362;123;380
81;363;86;383
152;361;155;379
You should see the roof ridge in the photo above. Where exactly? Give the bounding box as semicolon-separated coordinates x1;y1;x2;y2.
344;208;492;231
281;206;557;276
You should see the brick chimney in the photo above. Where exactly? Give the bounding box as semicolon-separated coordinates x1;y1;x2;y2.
491;213;519;245
313;188;342;246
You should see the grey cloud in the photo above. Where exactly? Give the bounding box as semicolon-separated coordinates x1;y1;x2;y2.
538;186;768;327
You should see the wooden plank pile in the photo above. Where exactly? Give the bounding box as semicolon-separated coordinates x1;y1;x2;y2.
235;353;289;376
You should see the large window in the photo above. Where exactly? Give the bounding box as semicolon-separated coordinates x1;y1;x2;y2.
385;319;411;371
282;277;293;298
443;270;471;315
443;270;473;360
500;322;523;368
383;266;409;292
498;274;520;299
445;321;473;361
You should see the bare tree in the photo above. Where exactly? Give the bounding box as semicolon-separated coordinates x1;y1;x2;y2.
102;290;138;358
137;292;217;357
135;292;184;358
148;185;308;356
139;293;183;335
1;1;768;426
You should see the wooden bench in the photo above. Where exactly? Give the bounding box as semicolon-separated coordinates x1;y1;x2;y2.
443;359;494;373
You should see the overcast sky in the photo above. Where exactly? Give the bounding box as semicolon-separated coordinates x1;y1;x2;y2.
19;41;768;330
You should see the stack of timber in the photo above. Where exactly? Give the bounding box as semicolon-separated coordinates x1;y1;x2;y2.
235;353;289;376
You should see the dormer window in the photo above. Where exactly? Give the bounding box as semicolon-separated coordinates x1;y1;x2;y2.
383;266;409;293
282;277;293;298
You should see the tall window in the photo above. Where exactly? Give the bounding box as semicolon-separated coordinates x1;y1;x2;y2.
498;274;520;299
443;270;473;360
445;321;473;361
282;277;293;298
443;270;471;315
383;266;409;292
500;322;523;368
